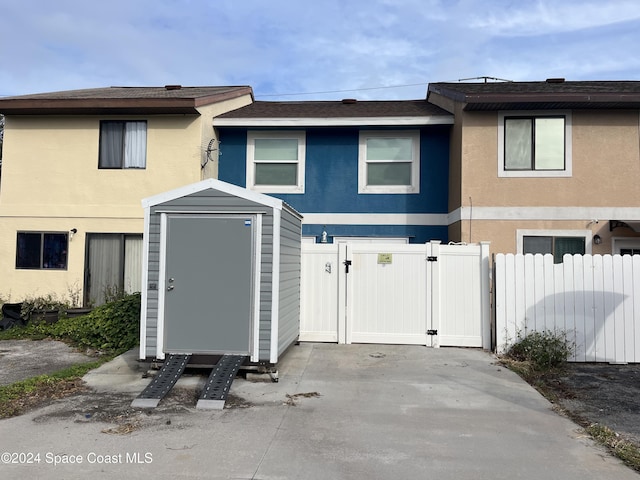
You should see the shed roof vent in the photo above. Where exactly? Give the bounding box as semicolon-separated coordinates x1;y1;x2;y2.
341;98;357;104
545;78;565;84
165;84;182;90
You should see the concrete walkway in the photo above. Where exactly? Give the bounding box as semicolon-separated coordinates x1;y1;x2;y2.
0;343;637;479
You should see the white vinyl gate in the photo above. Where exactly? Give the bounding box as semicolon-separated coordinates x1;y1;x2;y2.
300;241;491;348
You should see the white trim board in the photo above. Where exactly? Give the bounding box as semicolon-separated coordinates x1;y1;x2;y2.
301;213;448;225
213;116;454;127
141;178;285;211
138;206;150;359
449;206;640;223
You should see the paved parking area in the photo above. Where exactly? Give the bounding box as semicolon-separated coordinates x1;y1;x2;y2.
0;339;95;386
0;343;637;479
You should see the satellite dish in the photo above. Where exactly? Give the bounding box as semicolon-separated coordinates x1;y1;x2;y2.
203;138;219;168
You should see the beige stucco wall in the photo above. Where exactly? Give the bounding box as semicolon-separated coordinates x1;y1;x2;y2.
0;217;142;303
459;109;640;208
445;106;640;253
0;114;204;218
197;95;252;180
0;92;253;303
453;219;640;255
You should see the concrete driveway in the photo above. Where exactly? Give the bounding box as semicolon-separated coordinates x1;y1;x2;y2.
0;343;636;479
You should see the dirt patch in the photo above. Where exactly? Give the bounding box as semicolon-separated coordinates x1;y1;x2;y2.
284;391;321;406
31;386;204;433
30;383;256;435
0;339;96;385
541;363;640;445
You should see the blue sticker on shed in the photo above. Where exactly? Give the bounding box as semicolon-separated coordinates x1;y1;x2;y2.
244;219;251;226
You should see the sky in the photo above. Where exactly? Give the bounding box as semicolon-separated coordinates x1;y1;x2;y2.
1;0;640;100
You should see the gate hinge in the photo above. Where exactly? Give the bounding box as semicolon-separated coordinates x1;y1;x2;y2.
427;256;438;262
427;329;438;336
343;259;352;273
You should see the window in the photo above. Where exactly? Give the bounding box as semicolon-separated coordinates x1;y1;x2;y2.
247;131;305;193
498;111;571;178
86;233;142;305
614;238;640;256
522;235;585;263
16;232;68;269
358;131;420;193
99;121;147;169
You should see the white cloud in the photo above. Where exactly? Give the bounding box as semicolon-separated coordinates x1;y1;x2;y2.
469;0;640;36
1;0;639;99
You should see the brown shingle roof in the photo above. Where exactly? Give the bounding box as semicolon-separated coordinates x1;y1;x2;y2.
428;80;640;110
214;100;452;126
0;86;254;115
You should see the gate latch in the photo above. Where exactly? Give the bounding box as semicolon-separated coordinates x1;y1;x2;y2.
343;259;352;273
427;256;438;262
427;330;438;336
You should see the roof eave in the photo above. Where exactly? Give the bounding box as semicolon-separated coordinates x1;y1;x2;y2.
0;87;254;115
193;86;254;107
0;98;199;115
213;115;454;127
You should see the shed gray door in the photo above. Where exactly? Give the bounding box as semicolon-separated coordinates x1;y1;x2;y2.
164;215;255;354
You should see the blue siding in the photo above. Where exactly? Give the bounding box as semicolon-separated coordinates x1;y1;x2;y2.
217;126;450;244
302;224;448;244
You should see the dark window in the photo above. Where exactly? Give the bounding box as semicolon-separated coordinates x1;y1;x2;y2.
99;121;147;169
504;116;565;171
523;235;585;263
16;232;68;269
620;248;640;255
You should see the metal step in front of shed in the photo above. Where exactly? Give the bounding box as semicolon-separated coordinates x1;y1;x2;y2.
131;353;248;409
132;354;192;408
196;354;247;410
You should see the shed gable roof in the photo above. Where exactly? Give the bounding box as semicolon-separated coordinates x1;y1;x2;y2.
428;80;640;111
142;178;288;212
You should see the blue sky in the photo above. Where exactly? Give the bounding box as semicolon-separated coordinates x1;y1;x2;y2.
2;0;640;100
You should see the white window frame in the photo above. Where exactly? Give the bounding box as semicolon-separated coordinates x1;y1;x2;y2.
612;237;640;255
516;229;591;255
358;130;420;194
99;120;147;169
246;131;305;193
498;110;572;178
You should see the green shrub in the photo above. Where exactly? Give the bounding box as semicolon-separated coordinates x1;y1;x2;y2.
0;293;141;354
506;329;574;371
46;293;141;354
20;293;69;323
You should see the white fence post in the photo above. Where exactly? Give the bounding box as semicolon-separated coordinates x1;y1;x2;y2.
480;242;491;350
428;240;441;348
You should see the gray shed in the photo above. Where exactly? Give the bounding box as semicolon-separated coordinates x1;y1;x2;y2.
139;179;302;365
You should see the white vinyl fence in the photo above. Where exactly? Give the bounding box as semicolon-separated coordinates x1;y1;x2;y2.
495;253;640;363
300;241;491;348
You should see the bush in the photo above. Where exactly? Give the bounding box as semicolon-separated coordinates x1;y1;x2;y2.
0;293;141;354
506;330;574;371
20;293;69;323
46;293;141;354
